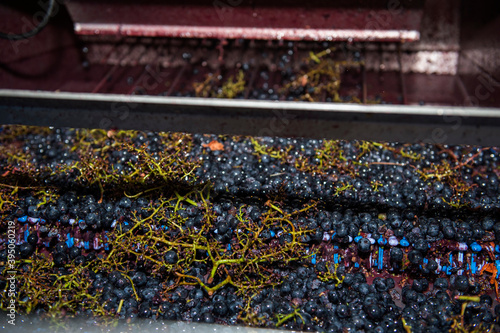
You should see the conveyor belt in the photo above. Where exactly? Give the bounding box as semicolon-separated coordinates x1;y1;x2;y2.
1;89;500;146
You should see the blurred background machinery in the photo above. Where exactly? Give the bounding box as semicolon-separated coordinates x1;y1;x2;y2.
0;0;499;143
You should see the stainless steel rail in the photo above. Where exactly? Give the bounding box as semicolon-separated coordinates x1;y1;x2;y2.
2;315;285;333
1;89;500;146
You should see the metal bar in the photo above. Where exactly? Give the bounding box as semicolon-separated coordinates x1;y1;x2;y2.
91;46;131;93
244;66;258;99
127;65;151;95
217;39;227;64
66;0;426;28
65;0;424;43
397;46;407;105
166;63;188;97
320;91;327;103
7;316;284;333
455;76;473;107
362;59;367;104
1;89;500;146
127;47;161;95
74;24;421;42
91;65;120;93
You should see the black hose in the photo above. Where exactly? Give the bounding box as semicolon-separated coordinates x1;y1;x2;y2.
0;0;55;40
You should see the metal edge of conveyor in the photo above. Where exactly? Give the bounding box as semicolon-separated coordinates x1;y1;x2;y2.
1;89;500;146
1;314;298;333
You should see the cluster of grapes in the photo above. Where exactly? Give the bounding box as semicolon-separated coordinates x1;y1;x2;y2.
173;42;365;103
0;126;499;332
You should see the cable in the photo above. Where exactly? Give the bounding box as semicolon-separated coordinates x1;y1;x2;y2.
0;0;55;40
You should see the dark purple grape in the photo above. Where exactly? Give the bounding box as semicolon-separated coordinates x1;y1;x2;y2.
390;248;403;262
358;238;371;253
434;278;449;290
412;279;429;293
131;271;147;287
336;304;350;318
53;253;67;267
69;247;81;259
365;303;383;320
27;233;38;245
408;250;423;265
164;250;178;264
454;275;469;292
19;243;33;258
213;301;227;316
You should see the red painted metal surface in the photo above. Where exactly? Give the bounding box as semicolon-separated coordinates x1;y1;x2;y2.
0;2;76;64
73;24;420;42
1;0;498;108
65;0;424;42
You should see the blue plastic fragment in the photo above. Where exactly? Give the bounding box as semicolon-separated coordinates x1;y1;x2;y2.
333;245;339;264
495;260;500;279
471;254;476;274
378;248;383;269
18;215;28;223
270;230;275;237
470;242;482;252
227;244;231;251
66;233;74;248
377;237;387;246
104;235;110;251
24;229;29;242
354;236;363;243
124;221;129;226
448;254;453;275
312;254;317;265
495;245;500;253
354;262;359;268
84;241;90;250
400;238;409;247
